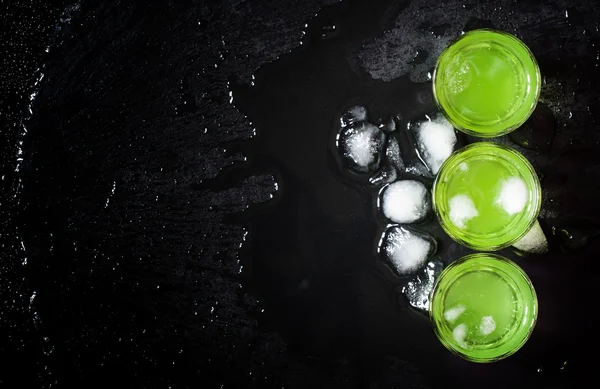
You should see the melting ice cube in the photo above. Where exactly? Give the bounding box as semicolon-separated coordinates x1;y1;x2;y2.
453;323;468;348
448;194;478;229
479;316;496;336
497;176;528;215
385;137;404;171
414;116;457;174
369;136;405;187
338;122;387;174
379;226;436;275
381;180;430;223
369;163;398;187
340;105;368;127
402;260;444;311
444;305;466;323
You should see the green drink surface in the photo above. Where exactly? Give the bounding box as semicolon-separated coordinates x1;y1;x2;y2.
433;143;541;250
434;29;540;136
443;270;517;346
446;43;520;122
430;254;537;362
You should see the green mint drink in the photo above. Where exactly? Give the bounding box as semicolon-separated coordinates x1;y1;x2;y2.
433;29;541;137
433;143;541;251
430;254;537;362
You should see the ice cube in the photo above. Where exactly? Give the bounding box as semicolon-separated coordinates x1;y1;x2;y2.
513;220;548;254
402;260;444;311
381;180;430;223
479;316;496;336
448;194;479;229
444;305;466;323
338;122;387;174
414;116;457;174
452;323;468;348
404;163;431;178
369;163;398;187
340;105;368;127
385;137;404;171
379;226;436;275
497;176;528;215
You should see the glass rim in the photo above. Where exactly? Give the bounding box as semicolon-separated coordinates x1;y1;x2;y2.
432;28;542;138
432;142;542;251
429;253;538;363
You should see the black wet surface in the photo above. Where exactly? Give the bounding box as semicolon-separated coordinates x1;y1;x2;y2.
2;0;600;388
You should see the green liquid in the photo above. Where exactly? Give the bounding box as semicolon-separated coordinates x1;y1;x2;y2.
444;271;517;346
434;29;540;137
430;254;537;362
433;143;541;250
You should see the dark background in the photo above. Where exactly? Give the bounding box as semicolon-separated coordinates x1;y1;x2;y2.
2;0;599;388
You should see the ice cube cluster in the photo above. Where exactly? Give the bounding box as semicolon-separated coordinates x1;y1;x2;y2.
336;107;458;310
336;107;456;181
335;105;550;315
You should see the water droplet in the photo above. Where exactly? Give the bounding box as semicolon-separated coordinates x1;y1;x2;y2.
560;361;568;371
105;181;117;208
321;24;336;38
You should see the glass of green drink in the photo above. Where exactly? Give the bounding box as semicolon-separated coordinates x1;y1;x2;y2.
433;142;541;251
433;29;541;137
430;253;537;362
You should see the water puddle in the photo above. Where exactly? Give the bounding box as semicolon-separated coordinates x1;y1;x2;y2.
230;0;600;385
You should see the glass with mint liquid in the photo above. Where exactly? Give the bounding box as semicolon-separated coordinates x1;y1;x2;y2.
433;29;541;137
430;253;537;362
433;142;541;251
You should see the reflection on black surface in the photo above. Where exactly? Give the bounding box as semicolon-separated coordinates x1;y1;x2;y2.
509;103;557;152
235;0;600;388
4;0;600;387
